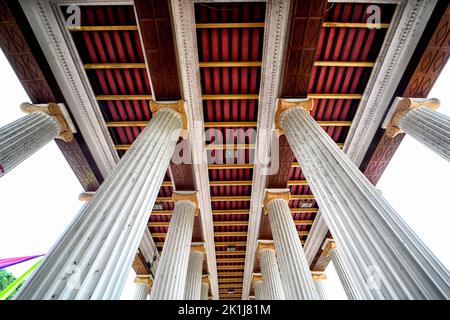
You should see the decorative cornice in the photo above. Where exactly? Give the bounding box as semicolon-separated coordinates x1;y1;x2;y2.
343;0;438;167
20;102;74;142
170;0;218;299
263;189;291;214
18;0;120;178
385;98;440;137
150;100;187;130
242;0;291;300
275;98;314;136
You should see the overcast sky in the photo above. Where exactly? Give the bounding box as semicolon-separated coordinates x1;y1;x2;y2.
0;48;448;300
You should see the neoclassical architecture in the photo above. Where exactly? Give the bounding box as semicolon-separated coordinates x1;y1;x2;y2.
0;0;449;300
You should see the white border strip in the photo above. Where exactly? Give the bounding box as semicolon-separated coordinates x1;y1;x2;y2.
170;0;219;300
241;0;291;300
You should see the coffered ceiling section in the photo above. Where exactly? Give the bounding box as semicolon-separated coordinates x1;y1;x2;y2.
194;2;266;300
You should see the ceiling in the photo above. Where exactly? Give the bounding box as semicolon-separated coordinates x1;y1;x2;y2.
62;1;396;300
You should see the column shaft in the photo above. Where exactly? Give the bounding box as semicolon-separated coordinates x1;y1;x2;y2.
15;108;182;299
184;251;204;300
330;248;357;300
281;106;450;299
399;106;450;161
149;201;196;300
201;282;209;300
0;112;59;176
254;280;263;300
259;249;285;300
133;283;150;300
267;199;319;300
314;280;327;300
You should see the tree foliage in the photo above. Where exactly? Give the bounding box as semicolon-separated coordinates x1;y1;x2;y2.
0;269;21;300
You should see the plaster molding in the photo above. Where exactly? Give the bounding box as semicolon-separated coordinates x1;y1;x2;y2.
170;0;218;300
18;0;120;179
242;0;291;300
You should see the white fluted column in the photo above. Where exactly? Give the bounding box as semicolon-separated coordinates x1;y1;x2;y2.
278;98;450;299
322;238;357;300
252;274;263;300
257;242;285;300
184;245;205;300
264;190;319;300
133;276;152;300
201;275;210;300
386;98;450;161
15;102;185;300
312;272;327;300
149;192;198;300
0;102;72;177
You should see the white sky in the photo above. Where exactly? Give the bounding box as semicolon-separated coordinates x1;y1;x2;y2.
0;48;449;300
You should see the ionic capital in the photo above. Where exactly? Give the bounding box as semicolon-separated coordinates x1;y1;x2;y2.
150;100;188;130
172;191;199;216
311;271;327;281
252;273;262;287
256;240;275;258
202;274;210;286
263;189;291;215
191;243;206;255
386;98;440;138
134;275;153;288
20;102;73;142
275;98;314;136
321;238;337;258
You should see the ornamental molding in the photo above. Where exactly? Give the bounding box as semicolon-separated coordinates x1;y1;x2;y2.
170;0;218;300
384;98;440;138
242;0;291;300
343;0;438;167
20;102;75;142
18;0;120;179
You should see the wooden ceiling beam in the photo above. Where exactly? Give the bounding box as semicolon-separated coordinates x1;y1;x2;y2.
214;231;248;237
210;180;253;186
213;221;248;227
211;196;251;202
322;22;390;29
205;144;255;150
96;95;153;101
218;278;243;282
68;25;138;31
84;63;146;69
217;266;244;270
314;61;375;67
218;272;244;276
199;61;262;67
216;251;246;256
212;210;249;215
208;164;254;170
217;258;246;263
202;94;259;100
196;22;265;29
149;220;313;228
215;242;247;247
